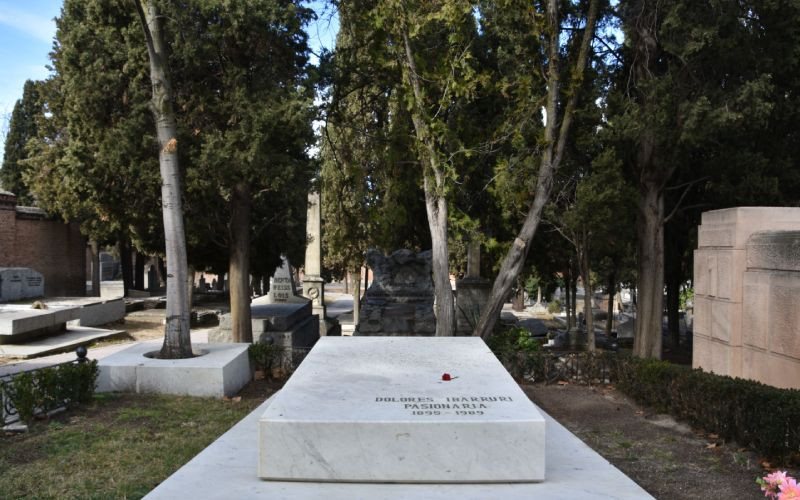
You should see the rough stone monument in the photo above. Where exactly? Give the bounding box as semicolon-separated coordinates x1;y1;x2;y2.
356;249;435;336
0;268;44;303
455;242;492;335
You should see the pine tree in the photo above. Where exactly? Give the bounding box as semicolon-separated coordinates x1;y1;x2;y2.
1;80;41;204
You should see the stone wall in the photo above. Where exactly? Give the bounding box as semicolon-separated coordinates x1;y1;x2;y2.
0;190;86;298
693;207;800;389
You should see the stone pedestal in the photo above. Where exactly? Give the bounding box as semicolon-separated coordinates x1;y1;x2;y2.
302;274;333;335
259;337;545;483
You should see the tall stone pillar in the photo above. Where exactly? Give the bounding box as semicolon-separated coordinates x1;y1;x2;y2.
303;190;332;335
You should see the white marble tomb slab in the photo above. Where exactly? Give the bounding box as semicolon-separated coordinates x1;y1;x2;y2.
259;336;545;483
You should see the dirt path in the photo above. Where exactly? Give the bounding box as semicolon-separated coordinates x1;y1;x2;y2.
524;384;798;499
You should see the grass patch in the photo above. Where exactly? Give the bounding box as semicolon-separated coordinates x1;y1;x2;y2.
0;390;266;499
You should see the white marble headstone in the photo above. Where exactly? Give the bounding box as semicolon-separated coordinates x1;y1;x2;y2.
0;268;44;302
259;337;545;483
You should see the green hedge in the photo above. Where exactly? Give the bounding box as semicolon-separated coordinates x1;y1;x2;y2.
615;357;800;459
1;360;98;426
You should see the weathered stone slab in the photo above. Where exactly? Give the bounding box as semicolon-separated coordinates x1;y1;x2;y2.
0;326;125;358
259;337;546;483
747;231;800;272
250;301;312;331
0;268;44;302
209;300;319;351
0;306;81;343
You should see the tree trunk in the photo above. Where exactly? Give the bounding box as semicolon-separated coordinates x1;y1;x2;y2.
605;270;615;337
136;0;192;359
186;265;194;320
571;270;578;330
350;268;360;327
512;277;525;311
157;257;166;287
134;251;145;290
564;266;572;332
474;0;600;339
229;181;253;343
119;237;133;298
580;235;595;352
633;181;664;359
90;240;101;297
426;186;455;336
400;28;455;337
665;229;681;347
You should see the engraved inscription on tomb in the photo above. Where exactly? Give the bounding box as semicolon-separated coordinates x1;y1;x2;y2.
375;395;515;416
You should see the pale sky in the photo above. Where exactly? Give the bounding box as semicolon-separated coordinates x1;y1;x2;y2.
0;0;338;162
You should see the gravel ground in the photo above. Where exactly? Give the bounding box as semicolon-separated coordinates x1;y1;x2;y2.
524;383;798;499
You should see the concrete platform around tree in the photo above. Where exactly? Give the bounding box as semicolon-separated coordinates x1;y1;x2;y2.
144;393;653;500
0;326;125;358
96;342;251;398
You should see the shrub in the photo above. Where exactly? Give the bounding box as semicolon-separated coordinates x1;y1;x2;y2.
2;360;98;425
547;299;562;314
249;341;284;378
614;357;800;460
487;327;544;381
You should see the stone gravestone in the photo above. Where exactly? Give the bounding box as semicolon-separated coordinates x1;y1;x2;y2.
356;249;435;336
455;242;491;335
267;256;305;304
259;337;546;482
0;268;44;303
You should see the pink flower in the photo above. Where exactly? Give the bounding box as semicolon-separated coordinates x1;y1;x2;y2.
760;471;790;498
779;478;800;500
767;471;789;487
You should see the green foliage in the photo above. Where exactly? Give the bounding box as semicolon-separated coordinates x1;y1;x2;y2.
547;299;562;314
0;80;40;204
679;287;694;310
615;357;800;460
23;0;161;248
487;326;544;381
164;0;316;275
3;360;98;425
248;341;284;377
